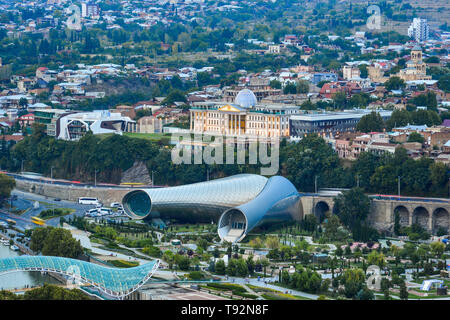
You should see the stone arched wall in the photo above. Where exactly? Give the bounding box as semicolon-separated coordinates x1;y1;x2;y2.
432;208;449;234
412;206;430;230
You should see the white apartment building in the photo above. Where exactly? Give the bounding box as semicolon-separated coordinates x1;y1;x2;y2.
408;18;430;42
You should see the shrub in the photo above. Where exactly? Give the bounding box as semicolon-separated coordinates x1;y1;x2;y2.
109;259;139;268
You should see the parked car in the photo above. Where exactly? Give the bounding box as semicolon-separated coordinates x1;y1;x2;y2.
110;202;122;208
99;208;112;216
54;198;61;201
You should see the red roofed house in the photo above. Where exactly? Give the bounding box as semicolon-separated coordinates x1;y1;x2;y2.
18;113;35;128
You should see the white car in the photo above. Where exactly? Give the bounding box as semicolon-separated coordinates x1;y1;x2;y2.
110;202;122;208
99;208;112;216
85;208;99;217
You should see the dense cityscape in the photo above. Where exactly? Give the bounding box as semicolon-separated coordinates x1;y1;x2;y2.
0;0;448;306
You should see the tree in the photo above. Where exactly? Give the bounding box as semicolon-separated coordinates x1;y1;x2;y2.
342;268;365;298
176;255;191;271
215;259;226;275
399;281;408;300
0;174;15;205
163;250;175;269
249;237;263;249
30;227;82;258
437;74;450;92
259;257;270;278
367;251;386;268
265;236;280;250
385;109;412;130
430;241;445;258
407;132;424;144
356;112;385;133
333;188;370;230
19;98;28;108
356;286;375;300
384;76;405;91
296;80;309;94
332;91;347;109
269;79;282;89
283;82;297;94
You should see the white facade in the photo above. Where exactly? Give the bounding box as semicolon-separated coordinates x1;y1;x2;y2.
57;110;135;141
408;18;429;42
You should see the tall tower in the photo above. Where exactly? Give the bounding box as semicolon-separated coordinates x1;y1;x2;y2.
410;44;422;63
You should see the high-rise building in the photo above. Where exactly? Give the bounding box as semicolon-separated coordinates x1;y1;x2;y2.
408;18;429;42
81;2;100;18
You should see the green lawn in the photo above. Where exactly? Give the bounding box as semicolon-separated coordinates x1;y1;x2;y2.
123;132;171;141
38;208;75;220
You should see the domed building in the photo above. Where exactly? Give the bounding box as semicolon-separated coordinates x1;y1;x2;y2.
235;88;257;108
190;88;291;139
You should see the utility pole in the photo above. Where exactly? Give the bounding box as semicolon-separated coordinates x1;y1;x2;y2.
94;170;98;187
51;166;54;184
315;175;318;194
21;160;24;174
398;176;401;197
151;171;154;187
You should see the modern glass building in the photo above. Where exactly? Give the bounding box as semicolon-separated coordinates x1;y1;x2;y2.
0;256;159;299
122;174;303;243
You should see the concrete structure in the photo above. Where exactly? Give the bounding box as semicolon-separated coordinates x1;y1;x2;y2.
301;194;450;235
14;178;133;205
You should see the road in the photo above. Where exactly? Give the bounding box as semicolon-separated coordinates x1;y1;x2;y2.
0;189;96;231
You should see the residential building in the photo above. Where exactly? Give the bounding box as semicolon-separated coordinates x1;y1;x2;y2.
408;18;430;42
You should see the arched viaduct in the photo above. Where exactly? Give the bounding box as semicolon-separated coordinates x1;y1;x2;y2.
300;195;450;235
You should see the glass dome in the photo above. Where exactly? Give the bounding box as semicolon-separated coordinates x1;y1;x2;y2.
235;89;257;108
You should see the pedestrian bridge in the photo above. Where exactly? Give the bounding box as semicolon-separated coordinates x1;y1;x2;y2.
0;256;159;299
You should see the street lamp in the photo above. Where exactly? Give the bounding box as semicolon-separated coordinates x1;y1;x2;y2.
50;166;55;184
315;175;319;194
94;170;98;187
398;176;401;197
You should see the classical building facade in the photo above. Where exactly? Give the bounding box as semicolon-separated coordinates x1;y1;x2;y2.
190;89;292;139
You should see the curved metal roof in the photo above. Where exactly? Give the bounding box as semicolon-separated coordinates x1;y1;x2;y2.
123;174;268;219
218;175;300;242
0;256;159;298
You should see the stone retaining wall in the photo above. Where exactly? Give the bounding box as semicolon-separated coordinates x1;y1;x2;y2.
15;179;133;205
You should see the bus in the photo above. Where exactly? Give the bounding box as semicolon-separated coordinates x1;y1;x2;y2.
120;182;146;187
78;197;100;205
31;216;45;226
6;219;16;225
